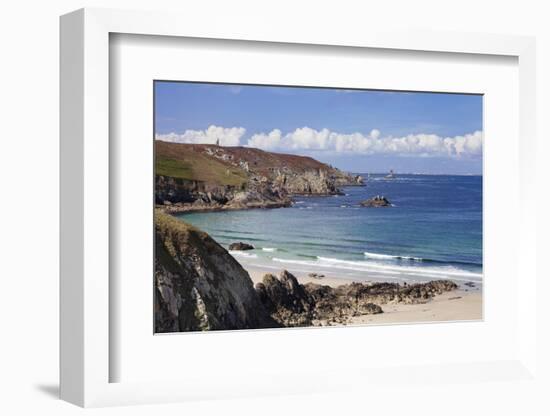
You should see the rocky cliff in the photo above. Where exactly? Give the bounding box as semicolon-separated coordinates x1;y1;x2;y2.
155;141;363;213
155;211;278;332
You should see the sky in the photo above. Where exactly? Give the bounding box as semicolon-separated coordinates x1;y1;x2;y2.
154;81;483;175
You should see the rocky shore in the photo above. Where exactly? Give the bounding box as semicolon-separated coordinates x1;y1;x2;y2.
155;141;363;214
255;270;457;327
154;211;460;332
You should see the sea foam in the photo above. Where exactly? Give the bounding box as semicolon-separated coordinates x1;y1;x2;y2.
229;251;258;259
269;255;482;282
364;251;422;261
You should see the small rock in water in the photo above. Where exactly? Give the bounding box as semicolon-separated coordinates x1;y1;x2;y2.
229;242;255;251
464;281;476;288
360;195;392;208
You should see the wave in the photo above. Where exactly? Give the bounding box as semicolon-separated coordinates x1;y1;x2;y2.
272;257;319;267
364;251;422;261
216;234;265;242
209;228;257;236
317;256;481;279
262;247;277;252
229;251;258;259
363;251;481;267
269;256;482;282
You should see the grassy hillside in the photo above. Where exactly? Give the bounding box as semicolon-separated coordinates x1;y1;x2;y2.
155;141;248;187
155;140;336;186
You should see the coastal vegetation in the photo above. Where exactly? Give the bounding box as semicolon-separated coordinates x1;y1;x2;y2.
156;142;248;187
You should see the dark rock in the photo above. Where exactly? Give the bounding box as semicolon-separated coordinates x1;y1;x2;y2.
363;303;384;314
255;270;384;326
360;195;392;207
228;242;255;251
255;272;458;327
154;211;278;332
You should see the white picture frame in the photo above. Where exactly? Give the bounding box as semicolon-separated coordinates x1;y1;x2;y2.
60;7;538;408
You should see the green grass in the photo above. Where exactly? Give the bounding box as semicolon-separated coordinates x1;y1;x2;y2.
155;154;248;187
156;158;193;179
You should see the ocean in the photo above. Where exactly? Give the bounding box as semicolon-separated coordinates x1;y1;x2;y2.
175;174;483;286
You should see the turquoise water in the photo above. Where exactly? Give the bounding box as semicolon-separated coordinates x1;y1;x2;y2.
176;174;482;285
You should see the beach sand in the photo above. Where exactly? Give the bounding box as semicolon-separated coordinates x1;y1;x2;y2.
350;290;482;325
247;266;482;326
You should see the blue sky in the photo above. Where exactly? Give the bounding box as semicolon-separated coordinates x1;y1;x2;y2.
155;81;483;174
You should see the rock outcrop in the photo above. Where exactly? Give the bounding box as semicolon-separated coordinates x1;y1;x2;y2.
272;169;342;195
335;280;458;306
255;271;457;327
229;242;254;251
360;195;392;207
155;211;278;332
155;141;363;213
254;270;383;326
335;173;364;187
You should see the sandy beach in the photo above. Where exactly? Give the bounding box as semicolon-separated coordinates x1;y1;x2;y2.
351;290;482;325
247;266;482;326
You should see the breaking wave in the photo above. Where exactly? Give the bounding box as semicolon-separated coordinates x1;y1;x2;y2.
364;251;422;261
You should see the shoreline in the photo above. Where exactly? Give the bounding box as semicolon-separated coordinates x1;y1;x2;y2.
247;266;483;325
158;200;292;215
242;258;482;289
156;184;365;215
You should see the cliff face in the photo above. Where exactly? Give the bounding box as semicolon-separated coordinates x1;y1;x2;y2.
155;211;278;332
271;169;340;195
155;141;363;212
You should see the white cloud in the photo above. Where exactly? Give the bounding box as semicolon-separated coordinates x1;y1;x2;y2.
247;127;482;158
156;125;246;146
248;128;283;150
156;124;483;157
